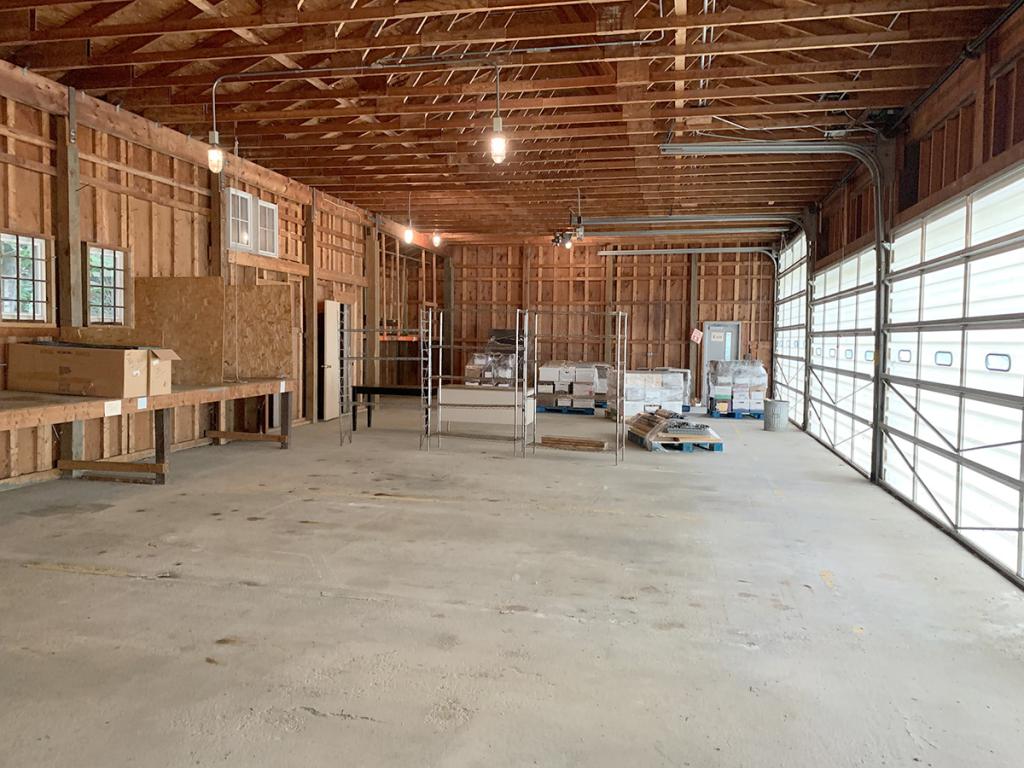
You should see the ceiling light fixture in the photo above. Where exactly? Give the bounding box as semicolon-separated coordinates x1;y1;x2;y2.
432;232;442;248
207;129;224;174
404;192;415;244
490;67;507;164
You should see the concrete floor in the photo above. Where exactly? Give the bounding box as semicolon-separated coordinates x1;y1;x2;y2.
1;400;1023;767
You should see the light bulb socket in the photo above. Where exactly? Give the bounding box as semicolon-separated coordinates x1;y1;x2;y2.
208;129;220;147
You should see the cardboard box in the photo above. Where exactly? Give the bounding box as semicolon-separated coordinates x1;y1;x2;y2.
711;385;733;399
557;367;575;383
537;393;558;407
574;367;597;384
571;382;595;397
572;397;595;409
554;381;571;393
661;401;685;414
539;365;561;382
7;343;179;398
623;401;645;417
537;383;554;394
594;379;609;395
556;396;572;407
464;364;484;380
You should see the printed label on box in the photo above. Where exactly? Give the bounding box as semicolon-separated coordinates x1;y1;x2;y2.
104;400;122;417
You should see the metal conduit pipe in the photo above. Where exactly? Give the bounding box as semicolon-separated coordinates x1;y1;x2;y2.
661;140;889;482
582;226;789;238
573;213;805;228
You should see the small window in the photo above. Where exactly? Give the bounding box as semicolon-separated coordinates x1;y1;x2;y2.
229;188;253;251
985;353;1011;372
897;349;913;363
257;200;279;257
844;349;854;360
934;351;954;367
0;232;49;322
865;350;875;362
84;245;129;325
828;348;837;358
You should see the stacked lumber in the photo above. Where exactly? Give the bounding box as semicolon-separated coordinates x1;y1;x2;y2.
540;435;608;452
627;413;724;453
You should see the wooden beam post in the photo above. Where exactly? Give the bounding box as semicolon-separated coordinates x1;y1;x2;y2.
54;86;82;328
604;246;616;364
443;253;454;378
364;221;381;391
689;250;699;402
154;408;172;485
303;189;318;422
58;420;83;478
209;165;228;278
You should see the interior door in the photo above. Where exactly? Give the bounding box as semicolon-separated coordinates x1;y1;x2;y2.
702;321;742;397
321;300;342;421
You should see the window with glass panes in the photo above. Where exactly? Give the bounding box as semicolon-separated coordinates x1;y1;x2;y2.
0;232;48;322
86;245;127;324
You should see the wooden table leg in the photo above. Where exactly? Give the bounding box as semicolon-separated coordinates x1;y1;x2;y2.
155;408;172;485
280;390;292;449
367;402;373;429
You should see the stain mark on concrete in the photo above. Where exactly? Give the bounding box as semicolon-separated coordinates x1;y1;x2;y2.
205;657;219;665
498;604;531;614
215;636;242;645
300;705;379;723
246;516;265;522
820;569;836;591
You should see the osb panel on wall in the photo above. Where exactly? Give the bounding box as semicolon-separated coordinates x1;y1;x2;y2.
60;276;225;386
223;283;294;380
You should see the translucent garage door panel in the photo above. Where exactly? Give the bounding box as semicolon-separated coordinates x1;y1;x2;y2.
883;433;916;499
914;445;957;525
965;328;1023;396
924;203;967;262
918;330;962;386
967;248;1024;317
855;337;875;375
891;228;923;271
921;264;965;321
970;174;1024;245
962;529;1020;573
853;377;874;423
887;332;919;379
852;426;872;472
960;469;1021;530
962;398;1022;478
838;296;857;330
837;337;856;372
885;382;917;435
856;291;876;330
889;275;921;325
915;388;959;450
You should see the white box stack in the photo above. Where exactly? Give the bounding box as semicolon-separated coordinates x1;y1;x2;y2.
607;368;692;416
706;360;769;414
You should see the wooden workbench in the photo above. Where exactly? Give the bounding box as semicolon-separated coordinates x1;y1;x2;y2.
0;378;295;484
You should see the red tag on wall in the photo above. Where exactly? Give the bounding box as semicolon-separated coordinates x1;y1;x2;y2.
690;329;704;344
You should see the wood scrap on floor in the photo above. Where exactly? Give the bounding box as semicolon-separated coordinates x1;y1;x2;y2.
540;435;608;452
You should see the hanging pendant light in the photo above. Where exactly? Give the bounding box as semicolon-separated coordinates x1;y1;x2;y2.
490;67;507;164
432;232;442;248
207;129;224;174
403;192;415;244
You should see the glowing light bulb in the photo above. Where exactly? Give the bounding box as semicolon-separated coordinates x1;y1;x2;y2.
403;227;414;244
490;116;507;164
207;129;224;173
564;237;573;250
432;232;442;248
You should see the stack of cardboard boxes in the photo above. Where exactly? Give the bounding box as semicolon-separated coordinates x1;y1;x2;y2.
463;352;515;387
707;360;768;415
536;361;609;410
608;368;692;417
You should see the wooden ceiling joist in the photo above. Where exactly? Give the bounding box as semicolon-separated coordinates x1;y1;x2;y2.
0;0;1010;239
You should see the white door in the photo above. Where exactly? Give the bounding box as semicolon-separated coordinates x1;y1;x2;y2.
702;321;742;395
322;300;342;420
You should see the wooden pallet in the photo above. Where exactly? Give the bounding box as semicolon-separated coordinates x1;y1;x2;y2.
536;405;595;415
710;409;764;420
540;435;608;452
627;412;724;453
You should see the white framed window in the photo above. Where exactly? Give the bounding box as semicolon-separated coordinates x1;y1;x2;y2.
257;200;279;257
84;243;130;325
229;188;254;251
0;231;50;323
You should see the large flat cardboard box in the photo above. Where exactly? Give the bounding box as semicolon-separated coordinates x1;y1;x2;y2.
7;343;179;398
